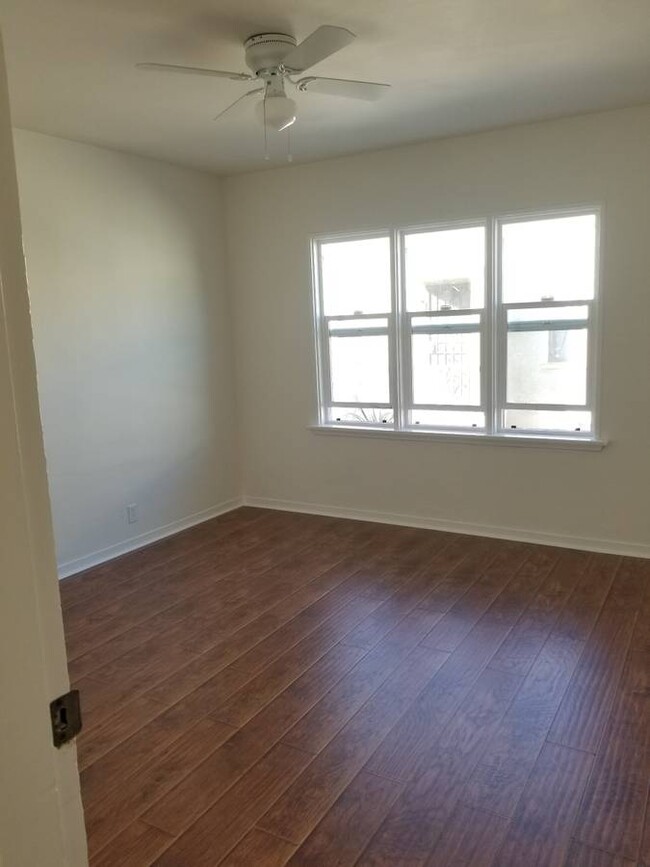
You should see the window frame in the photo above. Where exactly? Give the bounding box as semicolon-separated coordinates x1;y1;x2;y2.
311;206;603;445
398;219;489;433
312;229;399;429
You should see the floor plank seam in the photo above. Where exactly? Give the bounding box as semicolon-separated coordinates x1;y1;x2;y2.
252;826;300;846
140;818;175;837
639;781;650;867
361;767;407;785
570;835;641;861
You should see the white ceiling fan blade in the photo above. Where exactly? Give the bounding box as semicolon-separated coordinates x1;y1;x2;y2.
297;76;390;101
281;26;355;73
213;88;264;121
137;62;252;82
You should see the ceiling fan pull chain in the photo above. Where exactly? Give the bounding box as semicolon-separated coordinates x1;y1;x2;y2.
287;125;293;163
263;96;270;161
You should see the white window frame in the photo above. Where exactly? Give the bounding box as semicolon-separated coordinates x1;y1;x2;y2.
398;219;488;434
311;206;604;448
312;229;398;429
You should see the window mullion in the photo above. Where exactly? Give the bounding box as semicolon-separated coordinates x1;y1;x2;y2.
394;228;409;432
487;217;498;435
314;243;332;423
495;220;508;436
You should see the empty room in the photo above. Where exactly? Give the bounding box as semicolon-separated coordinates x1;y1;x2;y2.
1;1;649;865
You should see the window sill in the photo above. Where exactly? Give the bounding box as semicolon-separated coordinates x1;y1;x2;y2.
309;425;607;451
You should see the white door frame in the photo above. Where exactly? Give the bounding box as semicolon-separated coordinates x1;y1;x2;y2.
0;29;88;867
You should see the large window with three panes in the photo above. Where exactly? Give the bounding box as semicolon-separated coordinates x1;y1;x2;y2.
312;210;599;440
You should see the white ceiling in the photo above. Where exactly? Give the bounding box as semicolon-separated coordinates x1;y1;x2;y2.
2;0;650;175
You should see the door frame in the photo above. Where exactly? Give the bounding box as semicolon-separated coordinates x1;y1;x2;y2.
0;28;87;867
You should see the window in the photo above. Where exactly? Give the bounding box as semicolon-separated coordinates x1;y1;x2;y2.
312;209;600;441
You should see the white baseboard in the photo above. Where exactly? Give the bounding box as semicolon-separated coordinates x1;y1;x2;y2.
242;495;650;559
58;498;244;579
58;492;650;578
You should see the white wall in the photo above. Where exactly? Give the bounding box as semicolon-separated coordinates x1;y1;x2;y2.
225;104;650;556
14;106;650;569
14;130;239;574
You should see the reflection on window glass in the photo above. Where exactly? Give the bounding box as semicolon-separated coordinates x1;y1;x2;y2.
329;334;389;404
502;215;596;302
321;237;391;315
412;332;481;406
548;330;568;363
404;227;485;312
503;409;592;433
507;329;588;405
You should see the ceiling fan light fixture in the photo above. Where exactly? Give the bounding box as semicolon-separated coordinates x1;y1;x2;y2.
256;94;297;132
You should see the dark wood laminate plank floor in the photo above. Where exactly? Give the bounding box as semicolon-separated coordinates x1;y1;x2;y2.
60;508;650;866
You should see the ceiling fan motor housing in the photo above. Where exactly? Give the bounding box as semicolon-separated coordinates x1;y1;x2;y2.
244;33;297;74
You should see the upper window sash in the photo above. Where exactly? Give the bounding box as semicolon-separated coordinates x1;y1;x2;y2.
497;211;598;305
400;223;487;314
314;233;393;318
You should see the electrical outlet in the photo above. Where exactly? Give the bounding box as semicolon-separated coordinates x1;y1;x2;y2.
127;503;138;524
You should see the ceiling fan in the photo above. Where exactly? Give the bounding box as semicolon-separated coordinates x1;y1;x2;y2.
137;26;390;135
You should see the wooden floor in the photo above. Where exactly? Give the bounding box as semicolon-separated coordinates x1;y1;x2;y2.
60;507;650;867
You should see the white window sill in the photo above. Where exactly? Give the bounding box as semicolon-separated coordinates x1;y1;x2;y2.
309;425;607;451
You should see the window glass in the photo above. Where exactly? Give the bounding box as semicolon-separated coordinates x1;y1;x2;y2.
321;237;391;315
328;406;394;425
501;215;596;302
329;334;390;404
412;332;481;406
410;409;485;429
404;227;485;312
503;409;592;433
506;328;588;405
